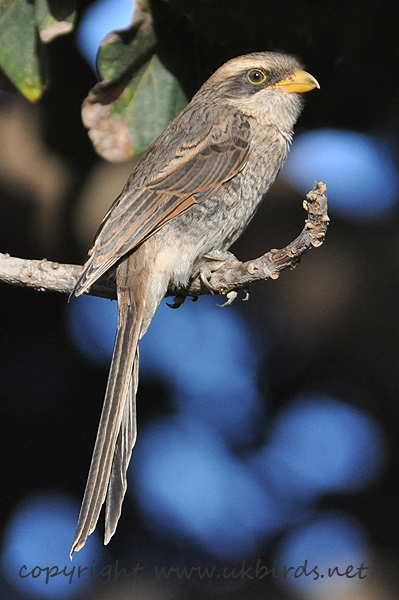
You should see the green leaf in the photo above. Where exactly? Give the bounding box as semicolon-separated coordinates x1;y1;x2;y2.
125;54;188;155
82;1;187;161
82;55;187;161
97;24;157;83
0;0;46;101
96;0;154;82
35;0;76;43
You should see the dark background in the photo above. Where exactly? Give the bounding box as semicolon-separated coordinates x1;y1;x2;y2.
1;0;399;598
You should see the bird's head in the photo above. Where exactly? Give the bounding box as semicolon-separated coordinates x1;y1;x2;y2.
200;51;319;131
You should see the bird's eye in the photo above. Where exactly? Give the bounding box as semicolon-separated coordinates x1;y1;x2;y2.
247;69;267;85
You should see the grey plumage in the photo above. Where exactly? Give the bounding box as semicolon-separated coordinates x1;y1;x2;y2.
70;51;319;557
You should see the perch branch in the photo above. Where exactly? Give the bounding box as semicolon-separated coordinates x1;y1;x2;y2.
0;182;328;302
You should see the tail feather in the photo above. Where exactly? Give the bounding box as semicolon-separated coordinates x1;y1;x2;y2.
70;244;167;558
104;348;138;544
70;272;145;558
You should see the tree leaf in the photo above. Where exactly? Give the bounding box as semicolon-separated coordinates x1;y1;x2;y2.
81;0;187;161
0;0;46;101
35;0;76;44
82;54;187;161
96;1;154;83
125;54;187;154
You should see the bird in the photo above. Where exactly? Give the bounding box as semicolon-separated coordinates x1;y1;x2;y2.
69;51;319;557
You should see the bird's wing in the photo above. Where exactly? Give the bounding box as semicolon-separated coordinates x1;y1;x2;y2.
73;109;250;297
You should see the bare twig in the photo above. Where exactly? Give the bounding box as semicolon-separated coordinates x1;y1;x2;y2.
0;182;328;301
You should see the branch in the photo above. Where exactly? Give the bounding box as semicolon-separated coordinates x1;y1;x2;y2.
0;182;328;302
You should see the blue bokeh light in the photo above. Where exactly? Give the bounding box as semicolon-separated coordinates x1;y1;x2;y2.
131;415;283;559
68;294;266;446
140;297;266;446
68;295;117;366
140;296;261;384
67;278;386;564
275;512;370;597
77;0;134;71
251;395;386;503
283;128;399;220
68;296;387;561
1;493;104;599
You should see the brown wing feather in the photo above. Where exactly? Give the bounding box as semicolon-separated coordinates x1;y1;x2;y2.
73;108;250;297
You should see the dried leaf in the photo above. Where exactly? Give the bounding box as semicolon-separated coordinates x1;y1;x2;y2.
82;54;187;161
82;81;135;163
35;0;76;44
82;0;187;161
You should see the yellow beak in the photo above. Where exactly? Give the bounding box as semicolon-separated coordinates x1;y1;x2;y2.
272;69;320;94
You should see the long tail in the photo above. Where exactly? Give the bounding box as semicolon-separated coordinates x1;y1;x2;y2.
70;253;154;558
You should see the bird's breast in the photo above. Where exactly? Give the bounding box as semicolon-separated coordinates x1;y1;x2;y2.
215;128;290;240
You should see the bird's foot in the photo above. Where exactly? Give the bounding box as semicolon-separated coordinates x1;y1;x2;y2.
196;250;238;294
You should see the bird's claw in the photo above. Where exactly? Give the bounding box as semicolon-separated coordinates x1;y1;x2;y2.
166;295;186;309
200;271;219;293
217;286;249;307
217;290;238;307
